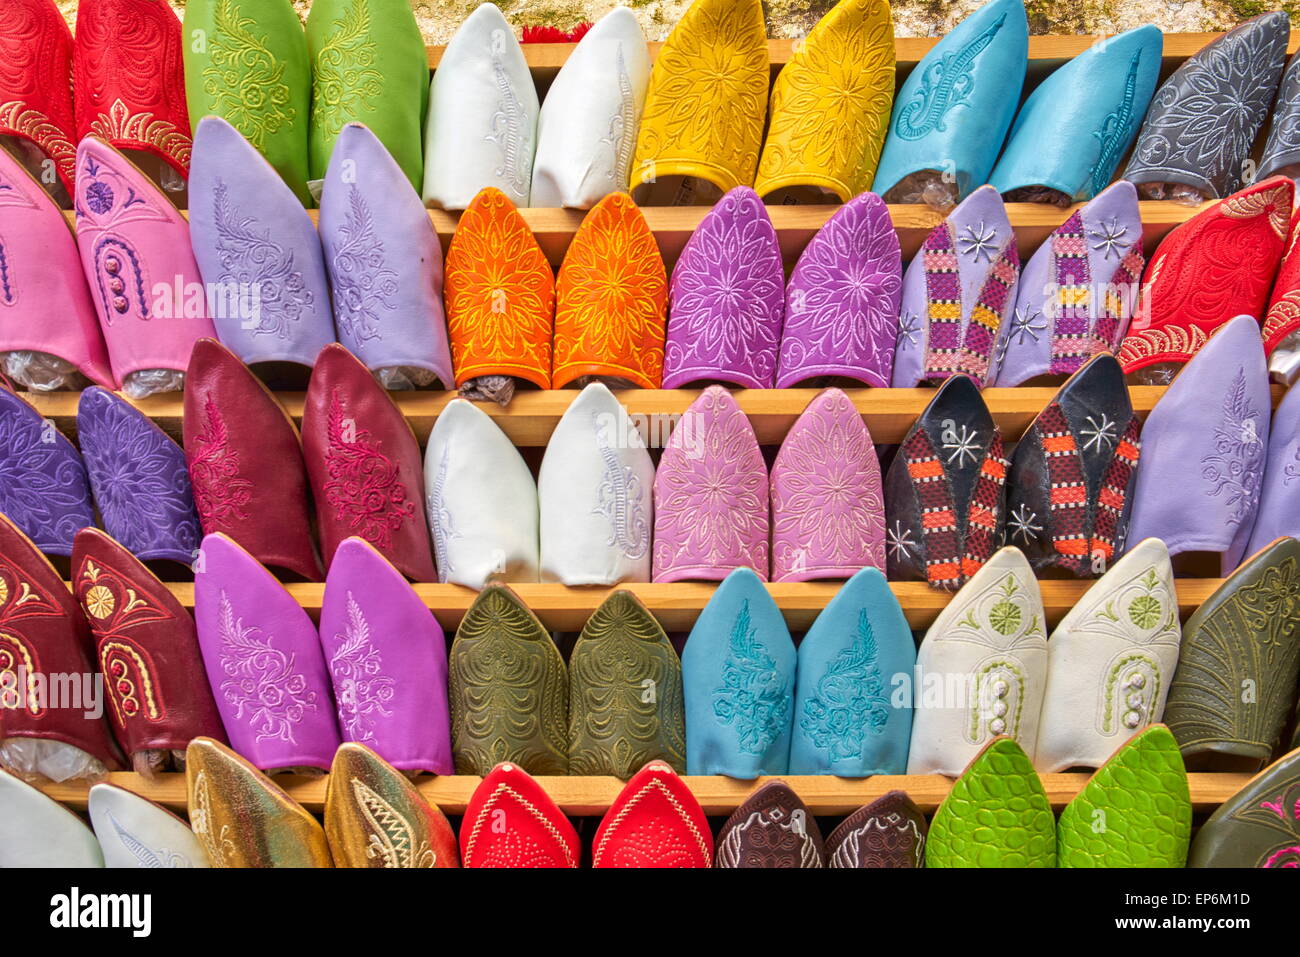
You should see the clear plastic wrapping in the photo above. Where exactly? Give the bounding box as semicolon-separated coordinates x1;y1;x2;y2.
122;368;186;399
2;351;90;392
1136;181;1209;206
0;737;107;783
1003;185;1072;208
375;366;441;392
883;170;959;211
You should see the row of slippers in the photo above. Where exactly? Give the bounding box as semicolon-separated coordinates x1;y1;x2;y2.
3;730;1299;868
11;0;1300;216
1;324;1297;594
2;467;1297;789
8;113;1300;401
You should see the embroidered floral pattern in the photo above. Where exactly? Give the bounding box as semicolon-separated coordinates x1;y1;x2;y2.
800;609;890;762
108;811;192;868
0;393;93;550
322;392;415;551
713;599;790;755
895;10;1007;140
329;185;398;343
598;44;636;186
1089;49;1144;196
0;557;60;717
88;99;193;170
188;393;254;530
203;0;296;150
591;410;650;561
215;589;317;744
484;28;532;199
328;593;394;744
351;778;436;868
426;453;458;584
312;0;383;139
1201;368;1266;524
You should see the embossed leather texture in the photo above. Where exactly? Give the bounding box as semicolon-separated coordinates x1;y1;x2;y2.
459;762;580;868
0;767;104;867
306;0;428;192
530;8;649;210
714;780;825;867
183;338;321;581
554;192;667;388
755;0;894;203
681;567;796;777
771;388;884;582
907;546;1048;775
0;386;94;557
538;382;654;585
74;0;192;179
301;343;436;581
1035;538;1181;772
78;386;202;566
778;191;902;389
1189;746;1300;867
1126;316;1271;570
1245;380;1300;555
630;0;768;203
883;374;1008;590
892;185;1020;389
790;567;914;775
449;584;568;776
873;0;1028;200
321;539;453;774
182;0;312;204
1259;48;1300;181
1164;536;1300;771
826;790;927;868
423;2;537;209
186;736;333;867
989;26;1161;202
0;0;79;194
193;533;340;771
1117;178;1291;373
1122;12;1290;199
73;527;227;763
324;742;459;868
927;736;1056;868
424;398;540;588
993;181;1144;386
569;590;685;776
88;781;209;868
443;187;554;391
592;761;712;867
653;385;768;583
1002;354;1142;575
664;186;784;388
1056;725;1191;868
1262;206;1300;383
189;118;335;367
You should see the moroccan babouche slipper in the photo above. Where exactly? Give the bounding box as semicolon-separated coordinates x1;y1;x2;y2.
652;386;767;583
0;0;78;197
926;736;1056;868
88;781;210;868
448;584;568;776
714;780;825;868
186;736;333;867
182;0;312;204
883;373;1008;590
907;546;1047;775
0;767;103;867
424;397;540;587
1034;538;1182;772
1163;536;1300;771
72;527;227;775
825;790;927;868
681;567;796;778
568;590;686;777
1055;725;1192;868
1243;381;1300;554
1189;746;1300;867
1259;47;1300;182
324;742;459;868
192;533;341;771
459;762;580;868
1263;205;1300;383
591;761;713;868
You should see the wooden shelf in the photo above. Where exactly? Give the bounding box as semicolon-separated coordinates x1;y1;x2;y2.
38;771;1250;816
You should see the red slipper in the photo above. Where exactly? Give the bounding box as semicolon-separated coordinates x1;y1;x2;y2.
460;763;580;868
592;761;712;868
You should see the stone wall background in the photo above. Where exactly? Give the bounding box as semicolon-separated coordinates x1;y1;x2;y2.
56;0;1286;44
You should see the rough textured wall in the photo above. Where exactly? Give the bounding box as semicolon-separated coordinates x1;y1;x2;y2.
55;0;1275;44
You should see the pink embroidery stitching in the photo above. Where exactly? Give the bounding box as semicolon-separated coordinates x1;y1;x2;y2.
322;392;414;550
189;394;253;528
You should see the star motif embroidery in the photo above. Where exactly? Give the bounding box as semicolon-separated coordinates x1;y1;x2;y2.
942;423;981;468
896;310;921;351
957;221;998;263
1007;503;1042;544
1080;414;1118;452
998;305;1046;364
1089;218;1129;260
887;520;915;560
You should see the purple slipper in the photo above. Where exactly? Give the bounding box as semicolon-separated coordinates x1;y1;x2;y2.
652;385;768;582
778;193;902;389
994;181;1145;386
194;533;340;771
319;538;453;774
1127;315;1270;572
891;185;1019;389
0;387;93;556
77;386;201;565
663;187;784;389
189;117;335;368
1243;370;1300;557
771;388;885;581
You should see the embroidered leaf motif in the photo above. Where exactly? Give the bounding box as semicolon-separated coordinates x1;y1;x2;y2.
330;185;398;343
312;0;383;138
1201;368;1265;523
109;811;189;868
894;12;1006;141
799;609;890;761
351;777;435;868
590;411;649;561
713;599;790;755
323;392;415;549
205;0;295;149
484;28;531;197
188;393;254;529
329;593;395;744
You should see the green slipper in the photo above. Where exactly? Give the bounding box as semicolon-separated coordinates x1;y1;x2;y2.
183;0;312;204
1056;725;1192;868
306;0;429;193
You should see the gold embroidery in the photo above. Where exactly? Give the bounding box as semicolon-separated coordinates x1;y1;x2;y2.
1222;181;1291;239
99;639;162;722
88;99;193;169
351;777;436;868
